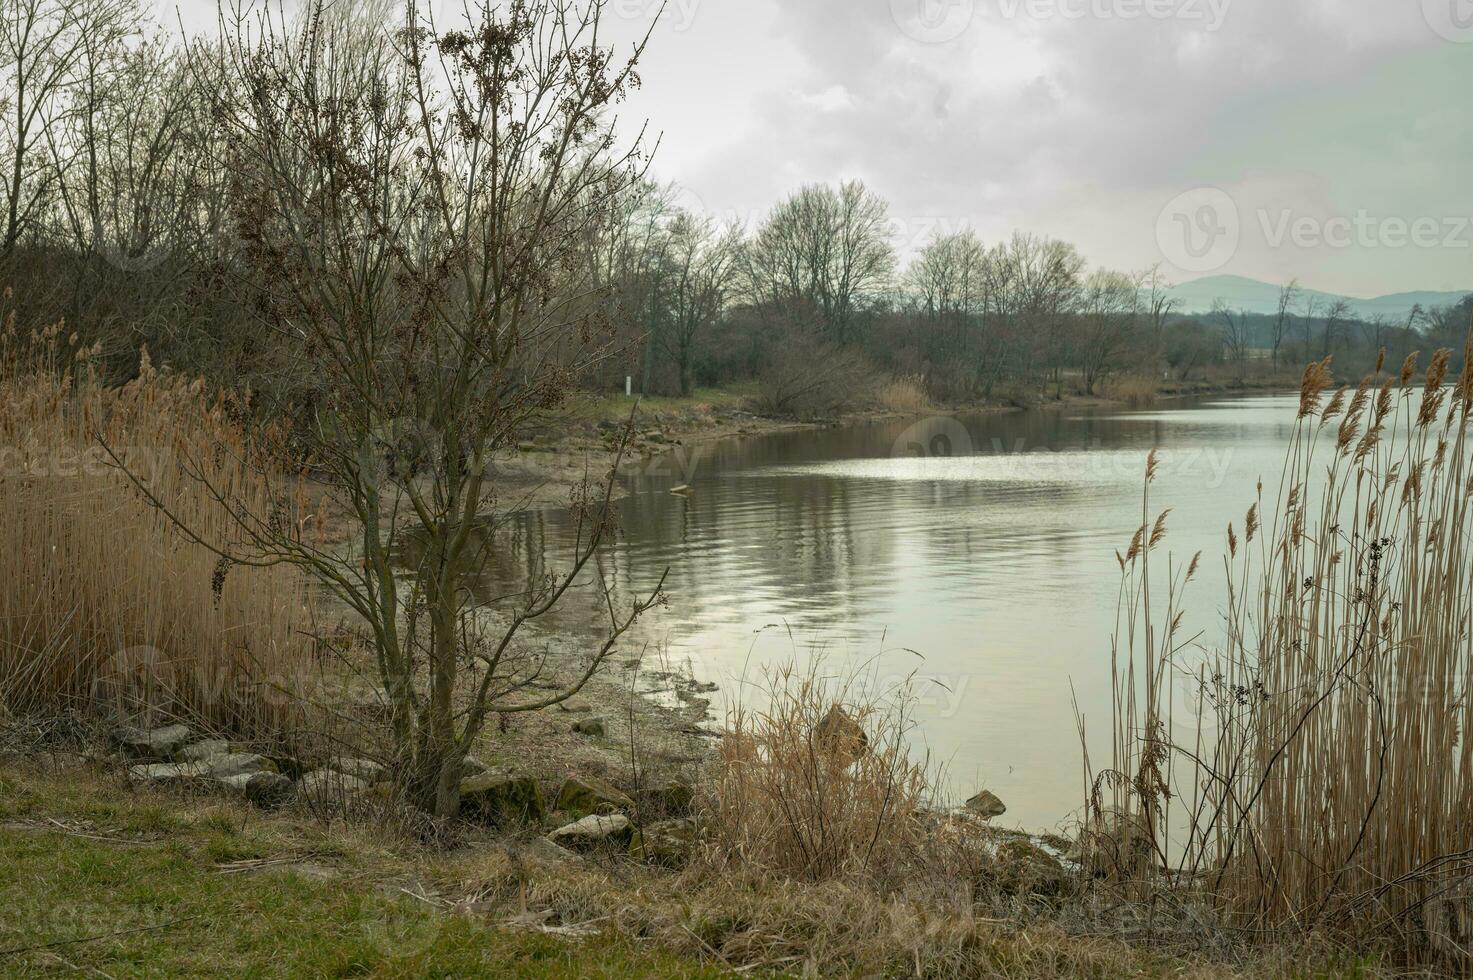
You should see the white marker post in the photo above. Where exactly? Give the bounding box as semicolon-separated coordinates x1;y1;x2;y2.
626;376;632;397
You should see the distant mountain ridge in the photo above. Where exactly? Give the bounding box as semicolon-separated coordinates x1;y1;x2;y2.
1167;275;1472;322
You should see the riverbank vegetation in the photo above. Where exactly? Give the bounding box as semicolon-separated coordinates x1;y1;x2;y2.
3;0;1473;976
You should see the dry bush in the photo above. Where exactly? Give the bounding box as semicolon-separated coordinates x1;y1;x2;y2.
0;292;315;737
751;339;884;418
1104;376;1158;408
704;660;932;885
1094;345;1473;959
877;373;932;414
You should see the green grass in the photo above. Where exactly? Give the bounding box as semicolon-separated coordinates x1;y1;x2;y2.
0;763;1397;978
0;768;721;978
0;828;723;978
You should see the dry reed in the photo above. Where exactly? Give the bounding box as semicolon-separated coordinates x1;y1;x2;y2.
1092;342;1473;961
1105;376;1159;409
706;660;932;885
878;374;933;414
0;290;314;737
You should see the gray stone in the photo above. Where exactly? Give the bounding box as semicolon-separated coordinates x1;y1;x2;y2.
180;739;234;762
114;724;193;761
201;754;277;779
297;769;372;802
571;717;606;737
557;698;594;714
555;775;633;819
329;757;387;783
459;756;489;778
513;837;581;866
965;790;1007;819
128;762;205;786
548;813;632;850
216;771;295;806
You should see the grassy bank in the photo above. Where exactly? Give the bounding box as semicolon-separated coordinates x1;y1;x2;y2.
0;758;1379;978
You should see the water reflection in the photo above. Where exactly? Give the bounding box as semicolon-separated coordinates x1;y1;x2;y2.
418;394;1302;830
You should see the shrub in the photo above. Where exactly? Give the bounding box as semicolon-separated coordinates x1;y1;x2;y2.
751;340;884;418
705;661;932;885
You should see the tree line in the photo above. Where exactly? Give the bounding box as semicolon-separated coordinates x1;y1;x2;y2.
3;0;1468;420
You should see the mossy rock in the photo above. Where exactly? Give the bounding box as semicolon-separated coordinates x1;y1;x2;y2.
659;779;695;816
460;772;546;827
630;818;700;868
995;839;1072;899
555;775;633;819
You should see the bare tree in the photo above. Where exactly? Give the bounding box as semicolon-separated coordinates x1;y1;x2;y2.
1136;263;1176;373
1298;293;1320;362
1211;298;1251;380
0;0;132;261
744;180;894;345
1078;268;1140;395
997;231;1083;395
131;0;669;820
1271;279;1299;370
1321;299;1352;357
656;210;740;397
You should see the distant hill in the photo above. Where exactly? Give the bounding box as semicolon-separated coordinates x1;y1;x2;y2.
1167;275;1471;322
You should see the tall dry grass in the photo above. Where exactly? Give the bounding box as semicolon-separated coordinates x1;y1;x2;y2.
707;661;932;885
0;291;315;736
877;374;932;414
1104;376;1159;409
1093;345;1473;955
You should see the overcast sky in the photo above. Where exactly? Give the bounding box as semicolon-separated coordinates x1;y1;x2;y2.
170;0;1473;298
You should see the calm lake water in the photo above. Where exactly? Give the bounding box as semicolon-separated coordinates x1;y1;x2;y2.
482;393;1301;831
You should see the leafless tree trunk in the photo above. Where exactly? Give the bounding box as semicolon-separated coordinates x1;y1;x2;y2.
126;0;669;820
